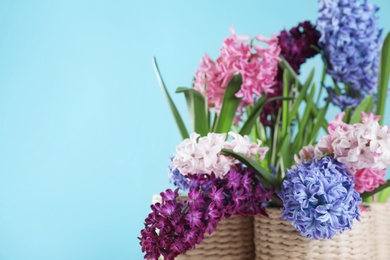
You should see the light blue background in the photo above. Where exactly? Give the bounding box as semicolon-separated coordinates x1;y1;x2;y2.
0;1;389;259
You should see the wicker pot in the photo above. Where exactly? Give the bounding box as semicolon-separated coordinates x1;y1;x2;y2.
370;202;390;260
152;194;255;260
253;207;373;260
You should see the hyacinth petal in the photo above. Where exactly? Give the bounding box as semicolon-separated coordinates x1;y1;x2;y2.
171;132;268;180
279;156;361;239
317;0;382;109
193;27;281;123
140;165;273;259
304;112;390;172
354;168;387;193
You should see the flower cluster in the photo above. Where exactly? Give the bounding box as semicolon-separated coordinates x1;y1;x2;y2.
317;0;382;110
261;21;320;125
279;156;361;239
146;0;390;256
193;27;281;117
140;165;273;260
296;112;390;193
319;112;390;170
172;132;268;178
279;21;320;73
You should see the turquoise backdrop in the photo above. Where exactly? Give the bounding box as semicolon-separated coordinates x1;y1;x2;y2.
0;1;389;259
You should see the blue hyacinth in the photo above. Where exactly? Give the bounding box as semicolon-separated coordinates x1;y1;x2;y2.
317;0;382;110
327;89;360;111
279;156;361;239
168;165;190;191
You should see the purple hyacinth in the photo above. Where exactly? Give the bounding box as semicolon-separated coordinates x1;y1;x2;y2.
139;189;196;260
139;164;273;259
279;156;361;239
168;165;190;191
317;0;382;110
188;164;273;217
327;90;360;111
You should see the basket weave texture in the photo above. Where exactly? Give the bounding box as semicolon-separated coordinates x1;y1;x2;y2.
253;207;373;260
152;194;255;260
370;202;390;260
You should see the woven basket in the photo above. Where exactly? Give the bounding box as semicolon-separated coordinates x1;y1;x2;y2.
370;202;390;260
253;207;373;260
152;194;255;260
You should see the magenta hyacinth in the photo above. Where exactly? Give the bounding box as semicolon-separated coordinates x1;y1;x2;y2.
139;164;273;259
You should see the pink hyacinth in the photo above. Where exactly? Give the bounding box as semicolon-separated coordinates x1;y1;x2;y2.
193;27;281;119
327;112;351;135
172;133;231;178
297;112;390;194
315;112;390;170
172;132;268;178
361;112;381;124
294;145;317;164
224;132;269;162
354;168;386;193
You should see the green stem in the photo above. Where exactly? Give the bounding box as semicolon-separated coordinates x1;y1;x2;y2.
361;180;390;199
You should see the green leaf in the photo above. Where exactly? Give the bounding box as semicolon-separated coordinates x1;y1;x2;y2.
239;95;267;135
361;179;390;200
332;78;341;95
255;119;266;143
213;74;242;133
309;105;328;132
211;114;218;131
293;84;315;151
279;56;298;79
287;67;315;127
292;117;303;154
277;132;292;178
377;186;390;203
377;32;390;125
281;69;290;138
270;110;281;167
304;119;313;146
176;87;209;136
221;148;279;190
309;95;330;144
349;95;374;124
153;57;189;139
239;96;293;136
342;107;352;123
280;56;327;132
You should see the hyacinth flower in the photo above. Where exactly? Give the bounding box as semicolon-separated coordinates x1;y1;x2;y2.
295;111;390;201
153;24;331;184
261;21;320;126
193;27;281;123
279;156;361;239
317;0;383;110
168;165;190;191
170;132;268;184
153;27;281;140
139;165;273;260
140;131;279;258
149;16;390;255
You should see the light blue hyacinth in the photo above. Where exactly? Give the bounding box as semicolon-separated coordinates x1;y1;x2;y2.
168;165;190;191
317;0;382;110
279;156;361;239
